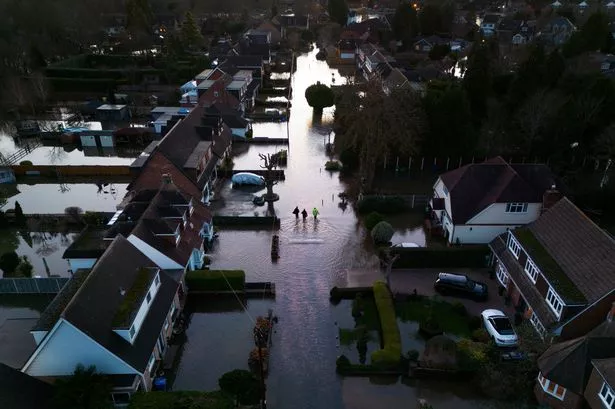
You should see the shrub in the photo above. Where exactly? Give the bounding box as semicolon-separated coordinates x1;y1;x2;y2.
64;206;84;223
351;293;364;318
451;301;467;316
324;160;342;171
390;246;491;268
471;328;491;344
419;312;443;337
364;212;384;231
19;160;33;166
371;281;402;368
357;196;407;214
129;391;233;409
0;251;20;275
336;354;350;370
218;369;260;405
15;256;33;277
457;339;490;372
82;211;108;226
407;349;420;362
468;316;482;331
186;270;245;292
14;201;26;226
371;221;394;245
305;81;334;110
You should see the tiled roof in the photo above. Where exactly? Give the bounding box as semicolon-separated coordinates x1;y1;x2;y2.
440;156;558;223
593;358;615;387
538;320;615;394
61;236;179;371
490;234;558;328
521;197;615;303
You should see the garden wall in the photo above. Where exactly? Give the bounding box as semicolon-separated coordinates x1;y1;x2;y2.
390;246;490;269
12;165;131;176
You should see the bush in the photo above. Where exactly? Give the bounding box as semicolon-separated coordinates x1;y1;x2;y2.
364;212;384;231
371;281;402;368
324;160;342;171
457;339;490;372
357;196;407;214
419;313;443;337
336;354;350;370
371;221;394;245
390;246;491;268
14;256;33;278
64;206;84;223
186;270;245;292
407;349;420;362
218;369;260;405
0;251;20;275
451;301;467;316
305;81;334;110
82;211;108;226
14;201;26;226
469;315;482;331
128;391;234;409
19;160;33;166
471;328;491;343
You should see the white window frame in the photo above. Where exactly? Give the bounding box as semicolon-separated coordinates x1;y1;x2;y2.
508;234;521;259
146;292;152;304
169;303;177;321
147;353;156;373
154;273;160;287
537;372;566;400
524;259;539;284
546;288;564;318
530;312;546;338
600;382;615;408
496;263;509;287
506;202;529;213
129;325;135;339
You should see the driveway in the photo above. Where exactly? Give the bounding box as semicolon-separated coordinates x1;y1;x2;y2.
389;268;516;318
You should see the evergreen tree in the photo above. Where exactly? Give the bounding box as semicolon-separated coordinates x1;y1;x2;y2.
328;0;349;26
392;3;418;44
180;11;204;51
14;201;25;225
463;45;492;125
53;365;112;409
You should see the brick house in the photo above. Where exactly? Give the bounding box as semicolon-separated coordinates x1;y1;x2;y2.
489;197;615;341
535;308;615;409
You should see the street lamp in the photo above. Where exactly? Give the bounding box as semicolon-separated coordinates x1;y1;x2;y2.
253;327;267;409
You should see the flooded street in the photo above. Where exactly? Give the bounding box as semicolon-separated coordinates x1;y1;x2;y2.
172;49;486;409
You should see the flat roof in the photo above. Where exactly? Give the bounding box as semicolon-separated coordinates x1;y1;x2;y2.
227;80;246;89
151;106;191;115
195;69;214;80
97;104;127;110
197;80;217;89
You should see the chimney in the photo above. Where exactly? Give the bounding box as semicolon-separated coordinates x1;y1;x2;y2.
161;173;173;185
608;302;615;323
541;184;563;214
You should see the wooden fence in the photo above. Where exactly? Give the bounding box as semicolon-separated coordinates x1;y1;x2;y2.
12;164;131;177
0;277;69;294
359;194;430;209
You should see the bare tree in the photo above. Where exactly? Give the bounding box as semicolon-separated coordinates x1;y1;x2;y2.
259;153;279;202
516;89;566;154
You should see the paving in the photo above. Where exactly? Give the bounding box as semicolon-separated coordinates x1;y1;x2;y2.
389;268;516;318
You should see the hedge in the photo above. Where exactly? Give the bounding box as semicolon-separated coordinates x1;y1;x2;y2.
357;196;408;214
186;270;245;292
48;77;127;93
128;391;233;409
389;246;490;268
371;281;402;368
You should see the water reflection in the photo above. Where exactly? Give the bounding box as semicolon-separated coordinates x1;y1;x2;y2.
4;183;128;213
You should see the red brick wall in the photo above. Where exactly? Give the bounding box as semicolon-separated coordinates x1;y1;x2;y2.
585;367;608;409
534;383;584;409
129;151;201;198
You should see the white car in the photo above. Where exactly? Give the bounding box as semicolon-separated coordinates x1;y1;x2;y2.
481;309;518;347
392;242;420;248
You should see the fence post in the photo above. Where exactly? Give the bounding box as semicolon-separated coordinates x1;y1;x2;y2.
446;157;450;170
420;157;425;171
409;157;412;171
412;195;415;209
13;279;18;294
582;156;586;168
395;156;399;172
472;156;475;163
34;279;40;294
458;157;462;168
522;157;525;163
383;155;387;169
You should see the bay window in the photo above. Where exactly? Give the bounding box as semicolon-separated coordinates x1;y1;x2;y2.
537;372;566;400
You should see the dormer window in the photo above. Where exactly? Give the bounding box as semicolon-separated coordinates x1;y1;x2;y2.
508;234;521;259
524;259;539;283
506;203;528;213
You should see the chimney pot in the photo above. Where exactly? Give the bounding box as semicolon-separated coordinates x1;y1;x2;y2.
162;174;172;185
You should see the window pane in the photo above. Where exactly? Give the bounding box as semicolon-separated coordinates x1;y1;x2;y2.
548;382;556;392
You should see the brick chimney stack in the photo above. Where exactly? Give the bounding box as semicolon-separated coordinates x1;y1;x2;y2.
161;173;173;185
542;185;564;214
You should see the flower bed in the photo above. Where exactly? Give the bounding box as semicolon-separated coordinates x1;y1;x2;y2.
371;281;402;368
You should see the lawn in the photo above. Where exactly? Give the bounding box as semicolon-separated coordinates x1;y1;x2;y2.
395;296;472;337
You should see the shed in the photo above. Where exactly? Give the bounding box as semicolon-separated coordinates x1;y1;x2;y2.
96;104;130;122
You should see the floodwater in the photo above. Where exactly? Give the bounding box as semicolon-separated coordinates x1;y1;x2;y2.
0;132;137;166
4;183;128;213
173;49;486;409
0;230;76;278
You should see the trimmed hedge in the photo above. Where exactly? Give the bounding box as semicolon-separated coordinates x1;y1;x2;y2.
186;270;245;292
357;196;408;214
390;246;490;268
128;391;233;409
371;281;402;368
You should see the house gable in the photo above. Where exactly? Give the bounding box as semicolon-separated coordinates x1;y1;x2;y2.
23;319;138;377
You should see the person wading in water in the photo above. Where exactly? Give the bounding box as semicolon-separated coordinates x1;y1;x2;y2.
301;209;308;220
292;206;300;218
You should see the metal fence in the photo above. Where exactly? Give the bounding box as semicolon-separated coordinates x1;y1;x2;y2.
0;278;69;294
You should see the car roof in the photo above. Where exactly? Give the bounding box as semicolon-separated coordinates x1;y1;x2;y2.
438;273;468;282
482;309;506;318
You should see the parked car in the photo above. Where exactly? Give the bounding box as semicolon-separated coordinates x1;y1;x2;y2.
433;273;488;301
392;242;420;248
481;309;518;347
